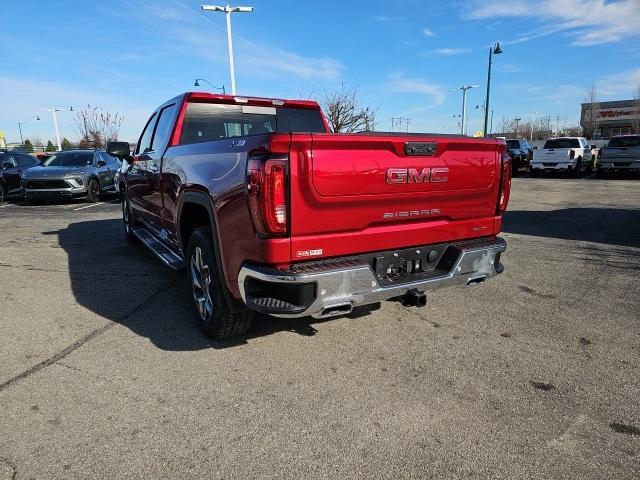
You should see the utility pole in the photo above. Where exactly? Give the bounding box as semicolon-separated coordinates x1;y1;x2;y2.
455;85;477;135
483;43;502;137
201;4;254;95
514;117;522;137
17;115;40;147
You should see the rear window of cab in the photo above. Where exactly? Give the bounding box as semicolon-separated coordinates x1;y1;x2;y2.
179;103;326;145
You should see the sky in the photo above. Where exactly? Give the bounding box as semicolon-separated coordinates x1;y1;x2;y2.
1;0;639;143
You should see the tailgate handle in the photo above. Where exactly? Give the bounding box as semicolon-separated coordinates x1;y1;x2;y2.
405;142;437;156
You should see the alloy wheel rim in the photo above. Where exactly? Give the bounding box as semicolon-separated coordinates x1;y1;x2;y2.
191;246;213;321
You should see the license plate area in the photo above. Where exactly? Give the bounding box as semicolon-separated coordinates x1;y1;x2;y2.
370;244;451;286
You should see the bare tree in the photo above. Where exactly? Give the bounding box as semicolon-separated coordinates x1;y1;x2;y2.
632;86;640;134
321;85;374;133
582;84;600;139
73;105;124;149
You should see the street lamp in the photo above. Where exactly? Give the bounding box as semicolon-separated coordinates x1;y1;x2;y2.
48;108;62;152
455;85;477;135
514;117;522;137
194;78;226;94
17;115;40;146
482;42;502;137
530;111;538;141
201;4;254;95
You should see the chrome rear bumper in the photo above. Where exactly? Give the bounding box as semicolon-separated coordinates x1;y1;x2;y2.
238;237;506;319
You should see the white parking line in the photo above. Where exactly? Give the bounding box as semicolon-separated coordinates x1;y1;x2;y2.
73;202;105;211
0;202;26;208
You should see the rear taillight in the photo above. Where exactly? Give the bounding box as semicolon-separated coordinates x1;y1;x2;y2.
497;153;511;214
247;156;289;236
569;149;575;159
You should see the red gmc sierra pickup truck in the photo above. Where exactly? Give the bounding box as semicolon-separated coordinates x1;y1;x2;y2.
107;92;510;339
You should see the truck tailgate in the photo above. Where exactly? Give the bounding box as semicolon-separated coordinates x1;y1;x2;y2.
289;133;503;261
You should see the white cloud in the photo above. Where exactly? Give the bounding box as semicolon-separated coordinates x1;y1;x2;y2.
422;28;435;37
465;0;640;46
501;63;526;73
372;15;405;22
597;68;640;97
387;73;446;107
128;0;344;83
432;48;472;55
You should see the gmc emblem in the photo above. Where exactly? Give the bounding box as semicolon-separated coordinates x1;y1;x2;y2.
386;167;449;184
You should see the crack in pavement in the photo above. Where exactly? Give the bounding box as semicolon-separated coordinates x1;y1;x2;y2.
0;275;178;393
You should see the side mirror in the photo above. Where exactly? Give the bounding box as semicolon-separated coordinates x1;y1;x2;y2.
2;162;12;169
107;141;132;161
96;159;106;167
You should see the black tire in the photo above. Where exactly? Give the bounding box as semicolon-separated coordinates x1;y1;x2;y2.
0;183;5;203
122;195;137;243
86;178;100;203
530;169;539;177
596;168;606;178
186;227;253;339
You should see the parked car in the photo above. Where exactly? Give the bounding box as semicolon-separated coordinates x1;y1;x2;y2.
597;135;640;177
531;137;593;176
506;138;533;174
0;151;39;202
21;149;120;203
109;92;511;339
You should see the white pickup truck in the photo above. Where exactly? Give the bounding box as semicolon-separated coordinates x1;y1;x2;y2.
531;137;593;176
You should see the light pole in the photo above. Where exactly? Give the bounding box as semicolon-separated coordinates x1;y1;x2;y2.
530;112;537;141
194;78;226;94
201;4;254;95
17;115;40;146
48;109;62;151
483;42;502;137
514;117;522;137
455;85;477;135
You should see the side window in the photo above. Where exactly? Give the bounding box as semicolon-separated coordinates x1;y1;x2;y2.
18;155;35;167
2;156;17;168
150;104;177;151
136;113;157;154
105;152;118;165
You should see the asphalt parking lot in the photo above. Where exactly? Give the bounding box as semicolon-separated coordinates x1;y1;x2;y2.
0;177;639;479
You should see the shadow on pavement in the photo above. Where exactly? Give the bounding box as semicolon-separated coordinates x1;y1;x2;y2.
46;218;377;350
503;208;640;248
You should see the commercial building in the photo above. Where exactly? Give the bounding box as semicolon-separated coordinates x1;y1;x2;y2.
581;99;640;139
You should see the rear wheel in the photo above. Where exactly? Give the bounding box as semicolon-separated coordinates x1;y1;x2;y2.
86;178;100;203
596;168;606;178
186;227;253;339
0;183;5;203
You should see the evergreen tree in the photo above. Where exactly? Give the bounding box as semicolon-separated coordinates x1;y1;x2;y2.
23;139;34;153
45;140;56;152
61;138;73;150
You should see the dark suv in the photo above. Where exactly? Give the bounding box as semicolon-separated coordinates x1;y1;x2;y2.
506;139;533;174
0;151;40;202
